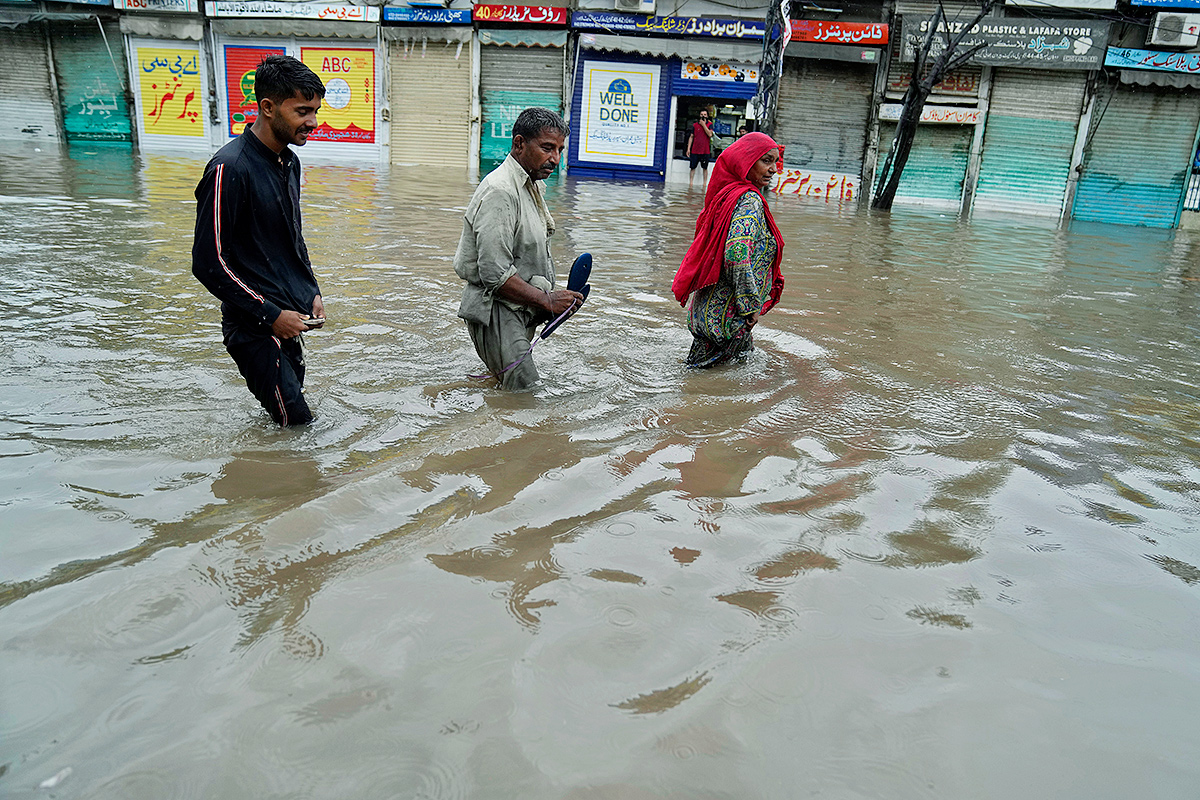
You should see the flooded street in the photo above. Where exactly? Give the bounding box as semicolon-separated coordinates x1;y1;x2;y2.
3;142;1200;798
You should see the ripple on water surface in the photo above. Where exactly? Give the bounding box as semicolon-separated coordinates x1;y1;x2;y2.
3;145;1200;797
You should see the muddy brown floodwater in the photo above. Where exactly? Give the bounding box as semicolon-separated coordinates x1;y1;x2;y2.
2;142;1200;799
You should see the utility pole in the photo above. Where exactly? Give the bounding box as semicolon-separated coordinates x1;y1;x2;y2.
872;0;998;210
754;0;790;137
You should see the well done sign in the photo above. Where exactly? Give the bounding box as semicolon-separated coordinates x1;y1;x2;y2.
579;61;661;167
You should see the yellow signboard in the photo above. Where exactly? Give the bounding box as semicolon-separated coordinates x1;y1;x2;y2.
134;45;205;138
300;48;375;143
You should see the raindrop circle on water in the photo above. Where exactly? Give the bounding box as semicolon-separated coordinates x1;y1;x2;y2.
605;604;638;627
606;522;635;537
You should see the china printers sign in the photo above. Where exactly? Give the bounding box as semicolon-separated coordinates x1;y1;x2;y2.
899;16;1109;68
579;60;660;167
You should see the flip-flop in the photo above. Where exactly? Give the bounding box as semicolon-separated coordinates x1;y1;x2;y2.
542;253;591;337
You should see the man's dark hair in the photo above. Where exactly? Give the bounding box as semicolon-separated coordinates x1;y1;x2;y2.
255;55;325;104
512;107;569;143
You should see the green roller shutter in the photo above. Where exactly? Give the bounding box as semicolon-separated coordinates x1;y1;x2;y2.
1072;82;1200;228
51;20;133;143
973;69;1085;218
479;42;563;175
877;121;971;209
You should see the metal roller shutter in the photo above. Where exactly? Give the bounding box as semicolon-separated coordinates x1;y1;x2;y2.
0;28;59;141
389;37;472;167
479;44;563;173
775;57;873;175
877;121;971;209
480;44;561;97
973;69;1085;217
51;20;133;143
895;0;980;18
1072;83;1200;228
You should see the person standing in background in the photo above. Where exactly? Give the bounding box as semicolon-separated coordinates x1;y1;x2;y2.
685;108;716;187
192;55;327;426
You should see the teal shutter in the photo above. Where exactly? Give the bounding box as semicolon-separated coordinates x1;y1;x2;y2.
877;121;971;210
1072;83;1200;228
973;69;1085;218
51;20;133;143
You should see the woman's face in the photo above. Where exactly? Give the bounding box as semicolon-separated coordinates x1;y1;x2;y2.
747;148;779;192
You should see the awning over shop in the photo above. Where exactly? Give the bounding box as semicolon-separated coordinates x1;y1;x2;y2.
1;9;107;27
478;28;566;47
209;17;375;38
1119;69;1200;90
119;13;203;39
381;24;472;43
579;32;761;63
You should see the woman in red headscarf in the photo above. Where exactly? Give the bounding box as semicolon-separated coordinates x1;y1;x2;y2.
672;132;785;368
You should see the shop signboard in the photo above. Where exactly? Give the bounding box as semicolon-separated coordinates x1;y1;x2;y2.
572;11;764;40
65;0;115;7
381;6;470;23
887;68;979;97
223;45;285;137
1131;0;1200;6
578;60;661;167
879;103;981;124
115;0;199;12
899;16;1109;69
205;1;379;19
1106;46;1200;73
473;5;567;24
679;59;758;84
132;43;205;140
300;47;375;143
790;20;888;45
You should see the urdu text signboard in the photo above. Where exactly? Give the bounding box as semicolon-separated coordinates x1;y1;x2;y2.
790;20;888;45
300;47;375;143
134;45;205;138
381;6;470;23
879;103;981;124
224;44;286;137
1106;47;1200;72
205;1;379;19
572;11;764;40
899;16;1109;69
473;5;567;24
579;60;661;167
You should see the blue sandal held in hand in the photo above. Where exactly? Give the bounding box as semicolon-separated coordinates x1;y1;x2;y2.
542;252;592;337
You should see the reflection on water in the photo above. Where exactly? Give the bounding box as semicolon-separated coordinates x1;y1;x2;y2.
2;142;1200;798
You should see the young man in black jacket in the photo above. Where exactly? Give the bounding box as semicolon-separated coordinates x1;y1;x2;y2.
192;55;326;426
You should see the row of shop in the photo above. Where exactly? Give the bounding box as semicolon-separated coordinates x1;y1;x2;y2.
4;0;1200;226
765;3;1200;228
0;1;767;181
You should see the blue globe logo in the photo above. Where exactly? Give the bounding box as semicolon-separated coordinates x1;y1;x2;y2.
607;79;632;94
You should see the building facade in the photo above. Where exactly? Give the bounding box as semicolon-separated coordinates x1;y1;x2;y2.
4;0;1200;227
